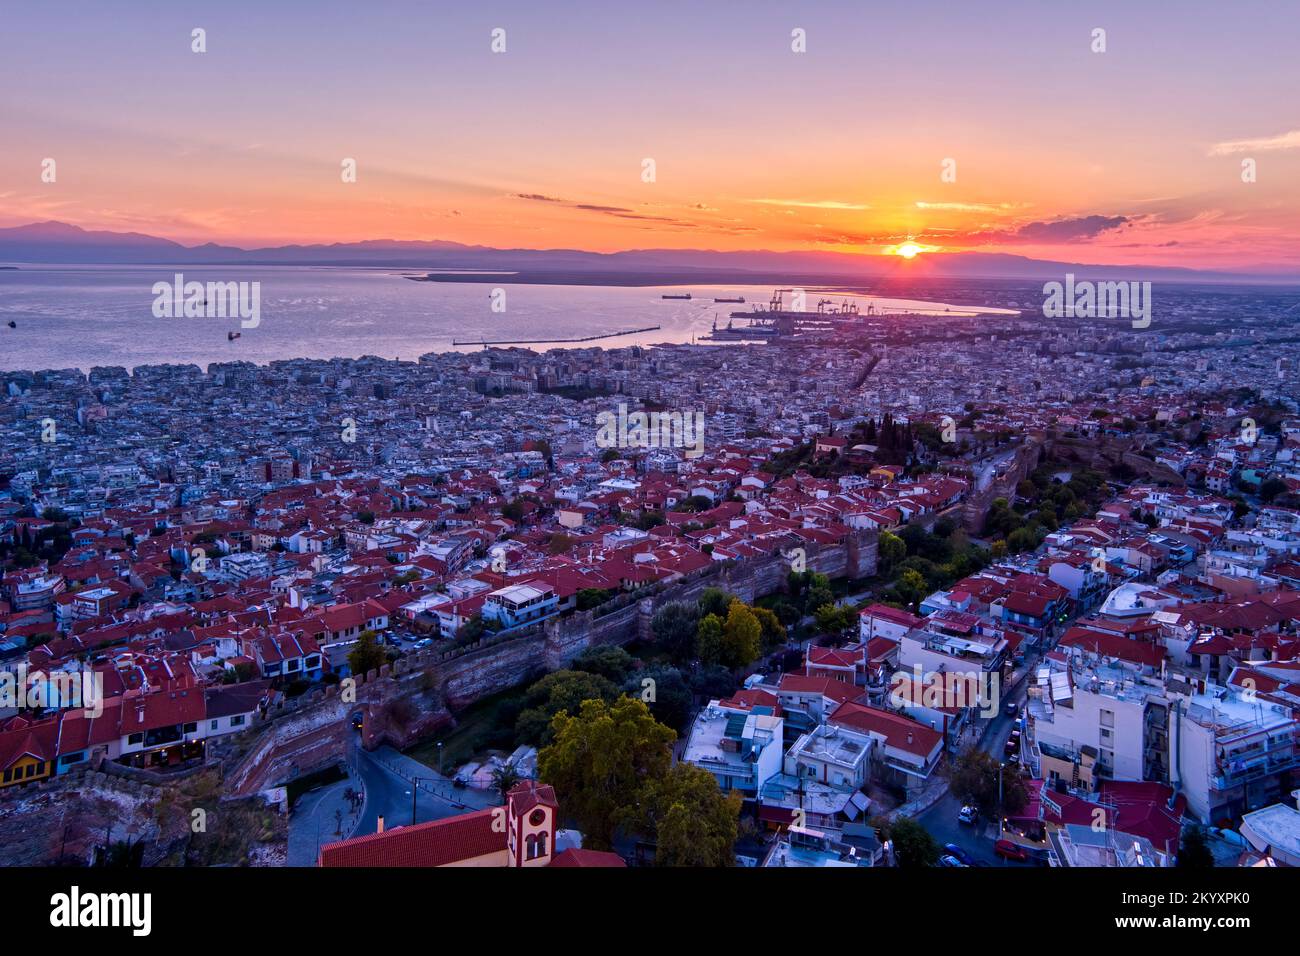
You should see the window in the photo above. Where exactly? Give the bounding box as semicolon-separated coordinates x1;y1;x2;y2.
210;720;219;730
525;832;549;860
128;733;143;745
183;722;198;734
231;715;246;727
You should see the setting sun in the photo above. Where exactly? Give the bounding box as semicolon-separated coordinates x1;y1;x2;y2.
896;242;923;259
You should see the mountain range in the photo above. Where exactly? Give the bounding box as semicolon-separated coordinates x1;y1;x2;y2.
0;221;1295;285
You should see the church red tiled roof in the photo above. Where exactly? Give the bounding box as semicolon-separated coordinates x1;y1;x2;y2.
318;808;504;867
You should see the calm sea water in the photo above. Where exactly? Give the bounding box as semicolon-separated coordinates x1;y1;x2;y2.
0;265;1009;372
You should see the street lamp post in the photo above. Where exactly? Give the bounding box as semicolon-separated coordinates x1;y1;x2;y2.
437;741;444;776
410;779;422;826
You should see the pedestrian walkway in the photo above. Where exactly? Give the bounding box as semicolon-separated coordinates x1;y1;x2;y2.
286;768;366;866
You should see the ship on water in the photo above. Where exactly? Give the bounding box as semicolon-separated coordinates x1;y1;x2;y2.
713;296;745;303
661;292;692;300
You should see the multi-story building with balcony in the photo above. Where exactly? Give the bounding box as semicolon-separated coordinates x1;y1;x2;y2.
481;583;560;631
683;700;784;796
1026;660;1300;824
1172;686;1299;823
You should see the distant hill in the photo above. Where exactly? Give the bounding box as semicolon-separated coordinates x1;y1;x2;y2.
0;220;1295;284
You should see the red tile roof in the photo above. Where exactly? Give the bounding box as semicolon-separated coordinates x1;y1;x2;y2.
549;847;626;868
830;701;943;757
318;808;504;867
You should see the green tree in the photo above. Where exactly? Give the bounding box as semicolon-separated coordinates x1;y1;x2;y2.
571;644;635;684
623;666;693;733
698;587;736;619
650;601;700;663
538;696;676;851
720;601;762;670
895;568;927;606
639;763;741;867
1176;825;1214;868
886;816;941;867
696;613;725;667
806;586;835;614
515;669;620;745
575;587;614;611
455;613;486;644
751;605;786;652
878;528;909;572
948;745;1026;816
491;763;522;801
814;602;852;638
347;629;386;676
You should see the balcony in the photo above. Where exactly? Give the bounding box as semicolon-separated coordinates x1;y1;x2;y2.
1211;750;1299;790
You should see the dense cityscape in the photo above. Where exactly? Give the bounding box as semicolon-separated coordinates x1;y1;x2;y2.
6;0;1300;940
1;278;1298;881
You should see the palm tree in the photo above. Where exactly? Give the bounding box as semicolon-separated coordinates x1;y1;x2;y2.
491;764;521;801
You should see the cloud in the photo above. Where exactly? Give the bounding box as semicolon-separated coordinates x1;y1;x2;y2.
969;215;1131;244
511;192;699;227
914;201;1017;212
744;198;870;210
1208;130;1300;156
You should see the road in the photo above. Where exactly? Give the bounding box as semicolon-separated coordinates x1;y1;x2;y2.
913;659;1037;866
352;745;496;836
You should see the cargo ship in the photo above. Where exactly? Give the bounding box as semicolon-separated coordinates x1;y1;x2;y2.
713;296;745;303
661;293;692;300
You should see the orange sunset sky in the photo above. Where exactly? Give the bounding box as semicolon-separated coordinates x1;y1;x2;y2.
2;0;1298;272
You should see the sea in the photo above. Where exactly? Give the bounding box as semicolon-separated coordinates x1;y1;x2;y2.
0;265;1015;373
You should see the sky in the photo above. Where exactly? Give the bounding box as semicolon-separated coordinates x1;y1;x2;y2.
2;0;1298;271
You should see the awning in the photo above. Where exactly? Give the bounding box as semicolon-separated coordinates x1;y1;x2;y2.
757;805;796;825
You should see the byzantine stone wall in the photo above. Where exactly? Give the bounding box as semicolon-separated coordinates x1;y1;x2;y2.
189;528;878;793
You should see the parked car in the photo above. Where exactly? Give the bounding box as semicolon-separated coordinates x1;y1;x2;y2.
994;839;1029;862
938;854;967;867
943;843;975;866
958;805;979;825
